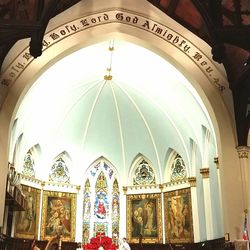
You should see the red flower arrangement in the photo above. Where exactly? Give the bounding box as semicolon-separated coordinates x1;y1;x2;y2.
83;233;117;250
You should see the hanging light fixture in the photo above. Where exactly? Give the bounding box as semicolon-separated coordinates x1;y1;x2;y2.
104;40;115;81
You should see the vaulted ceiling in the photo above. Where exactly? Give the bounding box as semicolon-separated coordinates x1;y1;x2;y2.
13;39;214;182
0;0;249;149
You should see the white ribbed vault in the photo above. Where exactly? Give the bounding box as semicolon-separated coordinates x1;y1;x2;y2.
12;39;214;184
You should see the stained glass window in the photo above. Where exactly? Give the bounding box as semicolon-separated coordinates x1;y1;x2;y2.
95;171;108;220
112;179;120;237
170;154;187;181
49;157;70;183
83;179;91;244
133;159;155;185
22;149;35;177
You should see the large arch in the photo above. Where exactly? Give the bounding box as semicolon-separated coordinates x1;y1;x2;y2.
0;1;241;241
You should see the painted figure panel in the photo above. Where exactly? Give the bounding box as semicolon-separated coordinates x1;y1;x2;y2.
127;193;162;243
164;188;193;243
14;185;40;239
41;191;76;241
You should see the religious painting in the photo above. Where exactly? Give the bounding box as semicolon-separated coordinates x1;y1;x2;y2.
14;185;40;239
95;191;108;219
95;171;108;220
127;193;162;243
164;188;193;243
40;191;76;241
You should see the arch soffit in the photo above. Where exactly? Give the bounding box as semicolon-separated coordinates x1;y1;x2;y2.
0;8;235;178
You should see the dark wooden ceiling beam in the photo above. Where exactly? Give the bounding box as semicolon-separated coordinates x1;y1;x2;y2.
147;0;250;146
215;27;250;52
165;0;180;16
0;0;81;72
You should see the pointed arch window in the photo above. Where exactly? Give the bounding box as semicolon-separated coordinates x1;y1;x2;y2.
170;154;187;181
83;158;120;237
133;159;155;185
22;149;35;177
49;157;70;183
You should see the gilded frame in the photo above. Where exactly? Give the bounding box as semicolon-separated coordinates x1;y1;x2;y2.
14;185;41;239
40;191;76;241
164;188;193;243
127;193;162;243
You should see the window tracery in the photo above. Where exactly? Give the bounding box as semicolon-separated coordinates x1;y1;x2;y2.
22;149;35;177
133;159;155;185
49;157;70;183
170;154;187;181
84;159;119;237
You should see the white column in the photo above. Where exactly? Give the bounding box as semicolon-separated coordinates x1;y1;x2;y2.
236;146;250;213
237;146;250;239
200;168;213;240
188;177;200;242
37;182;45;240
120;187;127;239
75;185;83;243
214;157;224;231
160;185;165;244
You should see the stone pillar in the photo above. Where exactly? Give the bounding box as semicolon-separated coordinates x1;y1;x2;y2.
188;177;200;242
200;168;213;240
236;146;250;212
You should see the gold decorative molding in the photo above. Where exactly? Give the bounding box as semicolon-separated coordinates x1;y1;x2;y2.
236;146;249;159
104;74;112;80
214;157;219;169
76;185;81;193
123;186;128;194
109;46;114;51
187;177;196;187
41;181;45;188
200;168;209;178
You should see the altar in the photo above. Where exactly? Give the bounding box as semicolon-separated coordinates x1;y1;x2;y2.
83;233;117;250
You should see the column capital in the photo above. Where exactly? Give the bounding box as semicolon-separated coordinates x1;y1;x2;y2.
236;146;250;159
123;186;127;194
214;157;219;169
200;168;209;178
187;177;196;187
41;181;45;189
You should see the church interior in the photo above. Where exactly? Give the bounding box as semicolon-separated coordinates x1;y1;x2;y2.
0;0;249;250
